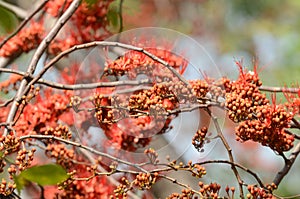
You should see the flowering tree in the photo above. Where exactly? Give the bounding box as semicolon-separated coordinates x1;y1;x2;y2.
0;0;299;198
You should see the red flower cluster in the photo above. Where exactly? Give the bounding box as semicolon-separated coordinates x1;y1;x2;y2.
60;165;114;199
0;89;72;137
104;48;188;78
0;22;44;57
46;0;113;55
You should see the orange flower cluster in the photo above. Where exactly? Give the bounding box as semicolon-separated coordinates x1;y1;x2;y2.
225;64;268;123
192;127;208;152
0;23;44;57
226;62;295;152
94;47;191;151
133;172;158;190
94;91;172;151
46;143;74;167
246;184;276;199
236;102;295;152
198;182;221;199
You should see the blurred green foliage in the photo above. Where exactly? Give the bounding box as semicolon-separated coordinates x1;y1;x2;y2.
0;6;18;35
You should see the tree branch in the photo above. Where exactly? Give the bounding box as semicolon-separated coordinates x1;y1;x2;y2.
4;0;81;136
197;160;264;187
205;108;245;198
259;86;299;93
20;134;148;172
273;142;300;186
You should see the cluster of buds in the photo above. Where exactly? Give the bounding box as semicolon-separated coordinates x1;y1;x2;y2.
166;188;195;199
0;133;20;154
236;103;295;152
246;184;276;199
225;186;236;199
15;147;36;172
225;62;295;153
225;67;269;123
192;127;208;152
134;172;158;190
0;179;16;196
129;83;178;110
59;165;114;199
207;77;230;101
168;161;206;179
0;22;44;57
186;161;206;178
0;145;35;195
189;79;209;99
42;125;72;140
113;177;130;198
46;144;74;168
144;148;159;164
94;87;175;151
198;182;221;199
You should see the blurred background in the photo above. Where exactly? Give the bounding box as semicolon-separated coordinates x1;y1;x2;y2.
0;0;299;198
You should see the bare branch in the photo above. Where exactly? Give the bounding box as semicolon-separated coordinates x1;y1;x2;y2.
205;108;245;198
0;68;152;90
260;86;299;93
273;142;300;186
196;160;264;187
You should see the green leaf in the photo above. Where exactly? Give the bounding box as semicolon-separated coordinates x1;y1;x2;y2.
0;6;18;35
14;164;69;193
14;175;28;194
84;0;97;6
107;4;119;28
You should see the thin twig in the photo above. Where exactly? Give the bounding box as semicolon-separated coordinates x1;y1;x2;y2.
205;108;245;198
20;134;148;173
0;97;14;107
157;174;203;197
259;86;299;93
0;68;153;90
77;143;141;199
196;160;264;187
273;142;300;186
